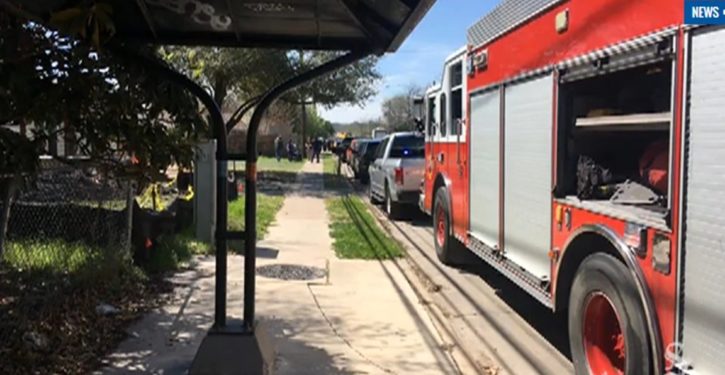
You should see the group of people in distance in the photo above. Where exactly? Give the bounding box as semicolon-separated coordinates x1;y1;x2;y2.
274;135;324;163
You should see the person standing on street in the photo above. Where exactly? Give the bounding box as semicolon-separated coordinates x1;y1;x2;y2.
274;135;283;162
312;137;323;163
287;139;294;161
307;138;313;162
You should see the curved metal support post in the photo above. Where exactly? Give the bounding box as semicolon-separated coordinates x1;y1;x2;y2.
243;50;370;330
226;95;262;133
111;46;229;329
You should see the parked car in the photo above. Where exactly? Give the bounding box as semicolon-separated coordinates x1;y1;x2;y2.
347;138;361;166
344;138;358;164
337;137;354;163
368;132;425;219
347;138;368;177
353;139;381;183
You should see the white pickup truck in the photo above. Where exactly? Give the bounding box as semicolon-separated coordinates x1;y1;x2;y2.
368;132;425;219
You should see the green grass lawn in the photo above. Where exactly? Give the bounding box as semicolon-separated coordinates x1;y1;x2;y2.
149;230;211;273
230;156;305;173
322;154;346;190
326;195;404;260
227;193;285;252
3;239;105;274
138;190;285;269
72;200;127;210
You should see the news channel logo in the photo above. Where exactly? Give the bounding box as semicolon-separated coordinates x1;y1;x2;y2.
686;1;725;24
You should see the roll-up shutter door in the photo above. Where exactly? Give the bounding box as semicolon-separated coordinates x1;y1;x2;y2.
681;26;725;375
469;90;500;247
503;74;553;279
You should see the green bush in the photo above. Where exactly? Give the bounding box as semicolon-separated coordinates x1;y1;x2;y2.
145;231;210;274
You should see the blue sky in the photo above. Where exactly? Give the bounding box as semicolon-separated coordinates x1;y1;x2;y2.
320;1;498;124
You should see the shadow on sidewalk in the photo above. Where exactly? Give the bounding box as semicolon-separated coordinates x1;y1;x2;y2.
259;317;364;375
334;195;456;373
335;164;572;373
388;215;572;372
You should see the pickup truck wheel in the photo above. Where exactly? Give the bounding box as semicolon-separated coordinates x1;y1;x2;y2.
369;185;380;204
433;187;466;265
568;253;651;375
385;185;402;220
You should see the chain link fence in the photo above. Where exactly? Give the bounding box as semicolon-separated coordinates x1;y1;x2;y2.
2;159;132;271
0;158;136;374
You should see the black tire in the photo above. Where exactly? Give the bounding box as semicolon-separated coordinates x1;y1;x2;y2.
369;185;380;204
433;187;466;265
568;253;651;375
384;185;402;220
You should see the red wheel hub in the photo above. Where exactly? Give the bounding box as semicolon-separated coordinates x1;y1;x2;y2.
435;205;446;247
583;292;626;375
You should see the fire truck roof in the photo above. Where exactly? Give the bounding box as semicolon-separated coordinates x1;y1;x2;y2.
467;0;563;49
425;83;441;96
3;0;435;53
444;46;467;63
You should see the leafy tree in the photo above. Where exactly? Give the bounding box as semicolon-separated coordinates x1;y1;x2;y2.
162;47;292;112
300;107;335;139
167;48;381;131
382;95;412;131
290;51;380;109
382;85;423;131
332;119;385;138
0;14;207;257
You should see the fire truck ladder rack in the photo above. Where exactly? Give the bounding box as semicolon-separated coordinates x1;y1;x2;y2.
467;234;553;308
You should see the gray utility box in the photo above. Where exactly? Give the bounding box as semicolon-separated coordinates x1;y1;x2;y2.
194;140;216;244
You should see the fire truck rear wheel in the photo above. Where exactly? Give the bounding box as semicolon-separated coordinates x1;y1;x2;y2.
568;253;651;375
433;187;465;265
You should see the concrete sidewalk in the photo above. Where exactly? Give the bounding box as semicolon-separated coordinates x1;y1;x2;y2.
98;161;458;374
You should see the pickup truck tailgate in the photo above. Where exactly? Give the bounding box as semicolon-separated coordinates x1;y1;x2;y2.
399;158;425;192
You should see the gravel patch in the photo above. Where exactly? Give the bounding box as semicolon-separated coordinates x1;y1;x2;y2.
257;264;326;281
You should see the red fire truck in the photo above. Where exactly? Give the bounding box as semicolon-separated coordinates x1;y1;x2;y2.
418;1;725;374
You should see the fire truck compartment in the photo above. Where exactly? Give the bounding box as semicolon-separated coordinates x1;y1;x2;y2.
469;74;554;280
556;61;673;223
555;196;668;232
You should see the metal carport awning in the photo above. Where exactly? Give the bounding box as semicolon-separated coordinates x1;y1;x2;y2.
5;0;432;53
2;0;436;335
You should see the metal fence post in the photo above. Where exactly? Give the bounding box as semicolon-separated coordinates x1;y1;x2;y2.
125;181;134;259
